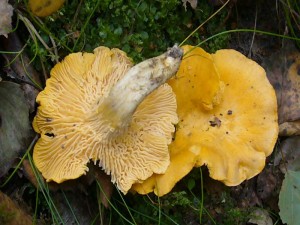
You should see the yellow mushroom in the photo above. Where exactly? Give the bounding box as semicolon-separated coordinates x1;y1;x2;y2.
28;0;65;17
132;45;279;196
33;46;183;194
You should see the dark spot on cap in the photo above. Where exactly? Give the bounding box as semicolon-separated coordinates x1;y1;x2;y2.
46;118;52;122
209;117;222;127
227;110;233;115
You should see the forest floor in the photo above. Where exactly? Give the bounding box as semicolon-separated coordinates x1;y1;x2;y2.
0;0;300;225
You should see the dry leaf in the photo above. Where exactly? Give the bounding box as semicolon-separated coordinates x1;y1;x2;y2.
0;191;32;225
274;136;300;173
256;167;277;200
0;0;13;38
182;0;198;10
263;42;300;136
0;82;32;178
94;168;113;208
280;121;300;136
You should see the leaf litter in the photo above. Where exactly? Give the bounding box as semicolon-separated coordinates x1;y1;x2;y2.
1;0;300;224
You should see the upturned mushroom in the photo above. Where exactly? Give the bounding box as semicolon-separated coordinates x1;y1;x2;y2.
33;46;183;194
132;45;279;196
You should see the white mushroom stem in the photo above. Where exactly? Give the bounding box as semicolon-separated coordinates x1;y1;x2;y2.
98;45;183;133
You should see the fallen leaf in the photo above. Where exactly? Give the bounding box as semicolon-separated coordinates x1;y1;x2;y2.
276;136;300;224
279;170;300;225
256;167;277;200
279;121;300;136
263;42;300;136
0;0;13;38
0;191;32;225
0;82;32;177
279;52;300;122
94;168;113;208
22;160;39;189
274;136;300;173
248;208;273;225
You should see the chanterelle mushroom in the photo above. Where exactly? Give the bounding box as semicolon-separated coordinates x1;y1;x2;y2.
132;45;278;196
33;46;182;194
28;0;65;17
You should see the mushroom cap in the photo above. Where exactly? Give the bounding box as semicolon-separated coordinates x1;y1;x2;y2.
132;45;278;196
33;47;178;194
29;0;65;17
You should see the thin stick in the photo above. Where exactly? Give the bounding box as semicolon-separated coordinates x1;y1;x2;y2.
248;2;258;58
179;0;230;47
19;14;55;58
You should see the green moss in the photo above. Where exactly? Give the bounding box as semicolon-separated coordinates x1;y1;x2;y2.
22;0;228;65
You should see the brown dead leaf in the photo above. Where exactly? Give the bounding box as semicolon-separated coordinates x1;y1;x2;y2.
0;1;13;38
263;42;300;136
256;167;277;200
274;136;300;173
280;121;300;136
0;191;32;225
230;180;262;208
280;52;300;122
94;168;113;208
22;160;39;189
0;82;33;178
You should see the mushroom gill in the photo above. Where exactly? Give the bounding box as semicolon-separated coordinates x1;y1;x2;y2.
33;46;182;194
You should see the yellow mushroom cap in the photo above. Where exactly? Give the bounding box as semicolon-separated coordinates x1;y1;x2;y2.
33;47;178;194
132;45;278;196
29;0;65;17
